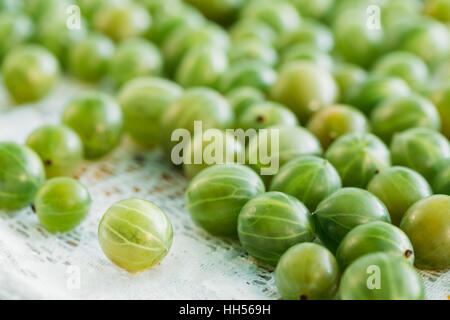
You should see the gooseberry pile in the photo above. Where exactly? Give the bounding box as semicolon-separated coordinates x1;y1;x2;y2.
0;0;449;300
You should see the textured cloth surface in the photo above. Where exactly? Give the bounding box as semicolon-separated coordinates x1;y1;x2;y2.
0;79;448;300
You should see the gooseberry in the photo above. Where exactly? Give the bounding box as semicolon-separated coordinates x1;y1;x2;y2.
236;102;298;131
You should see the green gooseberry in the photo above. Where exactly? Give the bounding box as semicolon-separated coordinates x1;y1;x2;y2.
236;102;298;131
139;0;183;14
185;164;265;237
345;75;411;115
219;60;277;93
226;87;265;117
332;6;384;68
149;1;205;46
35;177;91;232
0;142;45;211
160;87;234;155
372;51;429;90
336;221;414;270
246;126;323;187
325;133;391;188
367;166;433;225
400;195;450;270
238;192;315;266
162;24;229;76
228;39;278;67
339;252;424;300
270;61;338;124
26;125;84;178
390;127;450;180
313;187;391;253
241;0;301;34
77;0;109;20
2;44;59;104
24;0;73;22
175;45;228;89
424;0;450;22
290;0;334;20
279;44;333;71
62;91;124;159
275;243;340;300
117;77;182;148
229;19;276;44
0;12;33;60
306;104;370;150
68;34;114;82
370;94;441;143
429;84;450;139
184;0;245;24
98;198;173;273
398;18;450;65
332;63;367;102
182;129;244;179
35;14;88;66
276;19;334;52
93;1;152;42
270;156;342;212
109;38;162;87
430;158;450;195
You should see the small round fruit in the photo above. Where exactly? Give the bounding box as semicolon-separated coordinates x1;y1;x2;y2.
226;87;265;117
26;125;83;178
333;63;367;101
228;39;278;66
345;75;411;115
367;166;433;225
68;33;114;82
175;45;228;89
117;77;182;148
313;188;391;252
275;243;340;300
183;129;244;179
229;19;276;44
35;177;91;232
279;44;333;71
98;198;173;273
290;0;333;20
109;38;162;87
390;127;450;180
0;12;33;60
185;164;265;237
160;87;234;155
270;61;338;123
93;1;151;41
430;159;450;195
372;51;429;90
336;221;414;270
238;192;315;266
241;0;301;34
236;102;298;131
2;44;59;104
429;84;450;139
184;0;244;24
325;133;391;188
219;60;277;93
371;94;441;143
0;142;45;210
62;91;123;159
340;252;424;300
307;105;370;150
270;156;341;212
400;195;450;270
246;126;322;187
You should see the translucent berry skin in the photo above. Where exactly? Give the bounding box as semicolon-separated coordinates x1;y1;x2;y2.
185;164;265;237
339;252;424;300
336;221;414;270
275;243;340;300
26;125;84;178
0;142;46;211
238;192;315;266
400;195;450;270
35;177;91;232
2;44;59;104
62;91;124;159
98;198;173;273
236;102;298;131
